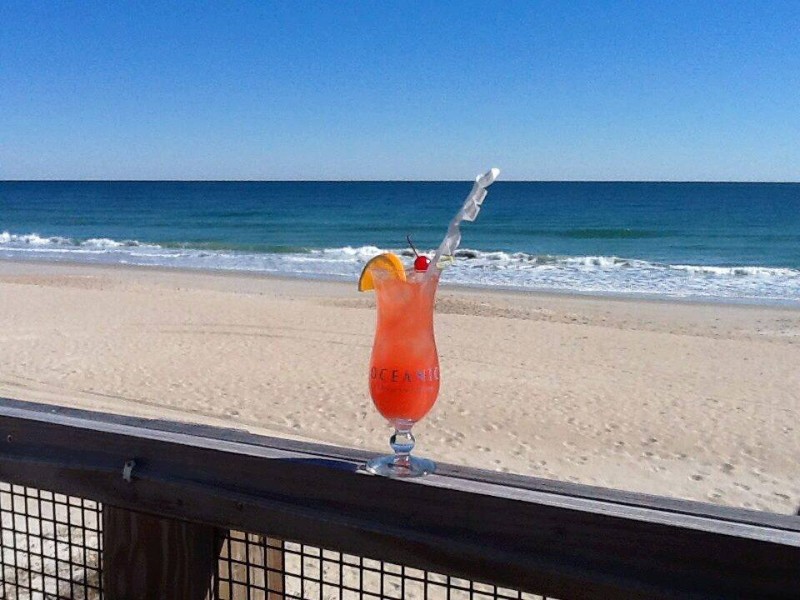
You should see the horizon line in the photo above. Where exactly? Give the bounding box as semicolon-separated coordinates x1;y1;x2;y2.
2;179;800;184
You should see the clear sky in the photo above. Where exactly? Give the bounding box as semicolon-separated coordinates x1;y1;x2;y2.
1;1;798;181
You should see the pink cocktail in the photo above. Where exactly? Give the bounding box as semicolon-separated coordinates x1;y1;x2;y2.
366;270;440;477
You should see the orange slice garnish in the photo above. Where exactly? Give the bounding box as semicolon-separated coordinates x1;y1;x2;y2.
358;253;406;292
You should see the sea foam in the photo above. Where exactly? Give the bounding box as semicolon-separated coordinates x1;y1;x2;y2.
1;232;798;305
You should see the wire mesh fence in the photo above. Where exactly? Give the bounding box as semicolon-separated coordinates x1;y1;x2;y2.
0;482;102;600
216;531;550;600
1;482;551;600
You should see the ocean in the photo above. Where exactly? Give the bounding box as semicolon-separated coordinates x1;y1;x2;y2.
1;181;799;305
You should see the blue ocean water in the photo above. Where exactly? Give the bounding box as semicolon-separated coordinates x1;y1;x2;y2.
1;181;799;304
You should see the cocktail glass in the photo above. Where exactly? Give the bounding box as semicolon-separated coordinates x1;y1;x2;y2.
363;167;499;477
366;268;440;477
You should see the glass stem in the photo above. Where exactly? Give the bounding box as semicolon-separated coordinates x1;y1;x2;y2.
390;422;415;466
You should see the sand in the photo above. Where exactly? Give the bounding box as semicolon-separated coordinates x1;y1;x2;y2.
0;259;798;514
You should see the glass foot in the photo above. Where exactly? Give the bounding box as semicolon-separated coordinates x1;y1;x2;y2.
366;454;435;478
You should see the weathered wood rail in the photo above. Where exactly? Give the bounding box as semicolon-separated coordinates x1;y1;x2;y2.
0;397;798;599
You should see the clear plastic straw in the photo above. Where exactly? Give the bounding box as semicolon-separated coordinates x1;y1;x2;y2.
426;168;500;277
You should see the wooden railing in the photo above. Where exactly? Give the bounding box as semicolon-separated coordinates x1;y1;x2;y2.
0;397;798;599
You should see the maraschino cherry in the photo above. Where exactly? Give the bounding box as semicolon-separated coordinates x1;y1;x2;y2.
407;235;430;272
414;255;431;271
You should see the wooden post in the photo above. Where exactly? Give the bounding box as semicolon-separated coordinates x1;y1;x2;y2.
265;537;285;599
220;532;284;600
103;506;219;600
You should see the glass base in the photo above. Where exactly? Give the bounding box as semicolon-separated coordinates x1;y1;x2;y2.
366;454;435;478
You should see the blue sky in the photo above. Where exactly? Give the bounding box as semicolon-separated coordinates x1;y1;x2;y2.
1;1;798;181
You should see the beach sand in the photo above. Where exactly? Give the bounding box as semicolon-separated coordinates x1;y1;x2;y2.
1;260;798;514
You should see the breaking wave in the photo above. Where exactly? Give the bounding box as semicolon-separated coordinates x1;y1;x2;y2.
1;232;798;305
